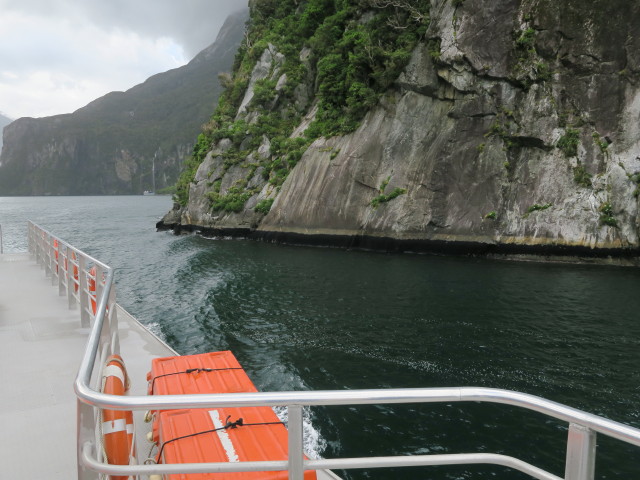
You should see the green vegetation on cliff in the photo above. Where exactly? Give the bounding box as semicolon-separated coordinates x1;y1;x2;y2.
175;0;430;206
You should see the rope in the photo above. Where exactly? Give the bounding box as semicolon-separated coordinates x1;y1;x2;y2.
145;441;158;465
155;415;285;462
148;367;244;394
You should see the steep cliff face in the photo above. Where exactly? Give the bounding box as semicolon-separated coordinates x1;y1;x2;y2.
0;113;11;151
161;0;640;258
0;11;247;195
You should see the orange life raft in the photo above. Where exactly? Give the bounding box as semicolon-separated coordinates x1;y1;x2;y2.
147;351;316;480
102;354;136;480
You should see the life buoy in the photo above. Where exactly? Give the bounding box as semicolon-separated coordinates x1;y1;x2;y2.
101;355;136;480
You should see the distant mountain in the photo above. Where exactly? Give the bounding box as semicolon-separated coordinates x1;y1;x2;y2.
0;10;247;195
0;113;11;151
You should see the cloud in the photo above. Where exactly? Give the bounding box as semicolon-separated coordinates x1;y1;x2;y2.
0;0;247;119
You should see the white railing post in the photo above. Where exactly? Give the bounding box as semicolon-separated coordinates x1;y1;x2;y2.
79;256;90;327
68;249;77;310
45;234;53;277
564;423;596;480
51;244;57;284
288;405;304;480
40;232;46;267
51;239;59;286
35;229;42;265
108;283;119;355
58;245;66;296
95;265;104;317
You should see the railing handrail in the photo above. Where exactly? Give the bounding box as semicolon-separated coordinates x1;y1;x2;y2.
27;222;640;480
80;444;564;480
74;385;640;446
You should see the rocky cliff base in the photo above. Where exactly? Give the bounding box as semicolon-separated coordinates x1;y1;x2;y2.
157;217;639;266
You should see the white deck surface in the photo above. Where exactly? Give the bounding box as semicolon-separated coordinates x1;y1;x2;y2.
0;252;175;478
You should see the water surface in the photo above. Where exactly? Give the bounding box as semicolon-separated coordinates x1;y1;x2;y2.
1;195;638;479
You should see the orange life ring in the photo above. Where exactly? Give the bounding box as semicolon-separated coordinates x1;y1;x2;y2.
102;355;135;480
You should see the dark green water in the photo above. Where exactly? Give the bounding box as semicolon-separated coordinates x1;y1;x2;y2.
2;196;639;479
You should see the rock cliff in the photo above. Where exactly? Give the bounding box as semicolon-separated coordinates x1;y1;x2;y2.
159;0;640;260
0;10;247;195
0;113;11;151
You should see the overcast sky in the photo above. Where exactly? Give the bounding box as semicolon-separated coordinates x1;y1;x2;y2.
0;0;248;120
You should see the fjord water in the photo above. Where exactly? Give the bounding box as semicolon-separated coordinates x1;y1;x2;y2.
2;195;639;479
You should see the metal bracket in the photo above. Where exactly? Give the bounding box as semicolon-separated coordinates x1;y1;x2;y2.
565;423;596;480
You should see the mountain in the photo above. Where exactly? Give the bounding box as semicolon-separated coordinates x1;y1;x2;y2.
0;113;11;151
159;0;640;261
0;10;247;195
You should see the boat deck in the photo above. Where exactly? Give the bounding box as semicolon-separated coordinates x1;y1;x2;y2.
0;252;175;478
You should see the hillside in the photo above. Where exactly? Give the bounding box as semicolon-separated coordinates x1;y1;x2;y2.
0;10;247;195
0;113;11;151
159;0;640;260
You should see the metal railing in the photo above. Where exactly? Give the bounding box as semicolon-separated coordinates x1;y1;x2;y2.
28;222;640;480
28;222;120;480
28;222;111;329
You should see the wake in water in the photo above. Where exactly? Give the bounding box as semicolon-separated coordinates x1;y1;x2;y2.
156;265;330;460
274;406;327;460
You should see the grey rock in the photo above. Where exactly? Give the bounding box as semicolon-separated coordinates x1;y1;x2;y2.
165;1;640;255
396;44;440;97
236;44;286;119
